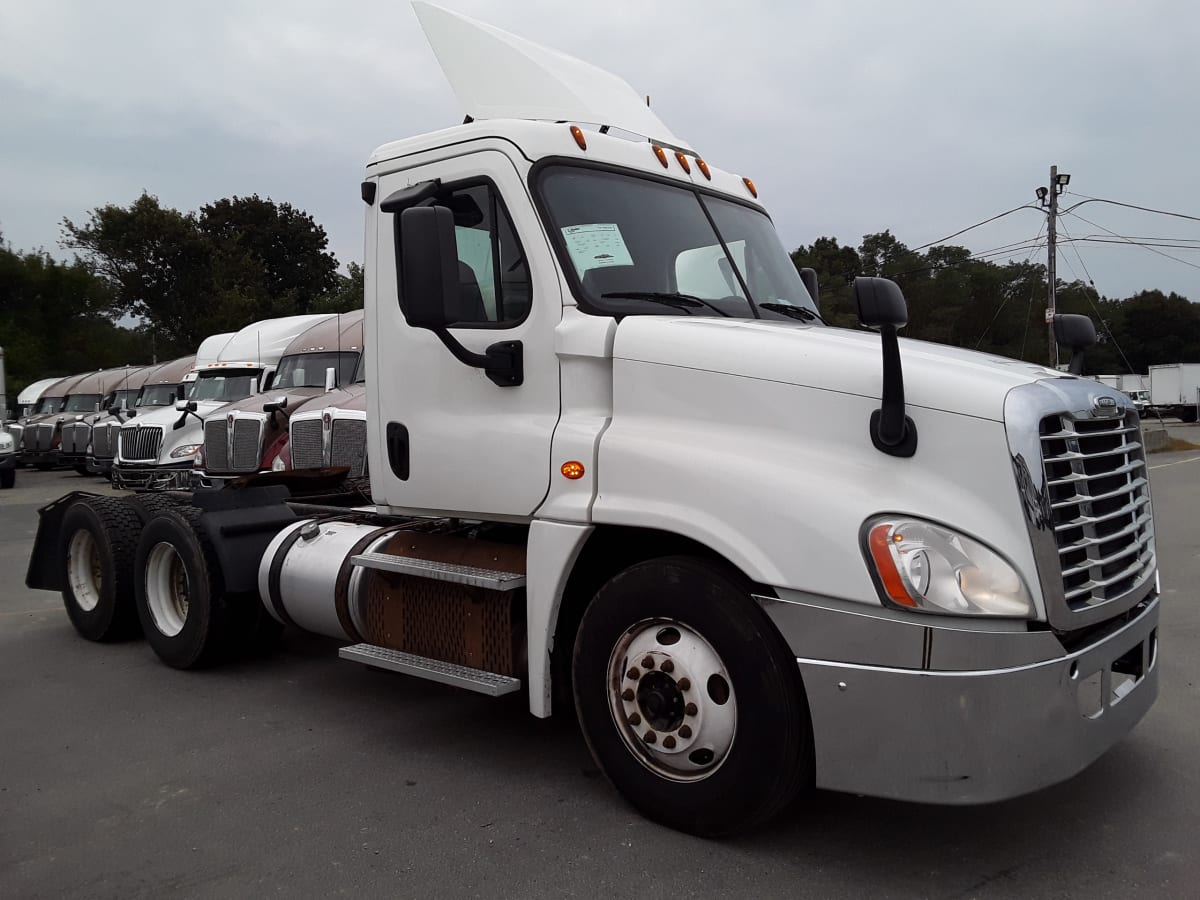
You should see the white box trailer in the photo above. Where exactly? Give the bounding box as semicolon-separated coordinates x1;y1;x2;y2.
1149;363;1200;422
23;1;1161;837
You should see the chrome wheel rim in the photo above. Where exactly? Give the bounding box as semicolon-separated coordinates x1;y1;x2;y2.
66;529;103;612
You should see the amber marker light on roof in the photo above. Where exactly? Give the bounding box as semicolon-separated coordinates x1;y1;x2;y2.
652;145;669;168
674;152;691;173
561;461;585;480
742;177;758;198
570;125;587;150
695;158;712;179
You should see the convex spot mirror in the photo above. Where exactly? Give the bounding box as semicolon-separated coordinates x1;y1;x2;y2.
854;277;908;328
399;205;460;330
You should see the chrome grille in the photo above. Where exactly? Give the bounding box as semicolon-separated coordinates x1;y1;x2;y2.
34;423;55;451
92;423;116;459
1040;412;1154;610
61;422;91;455
119;425;163;462
290;418;324;469
204;419;229;471
231;417;264;472
9;424;24;450
331;419;367;477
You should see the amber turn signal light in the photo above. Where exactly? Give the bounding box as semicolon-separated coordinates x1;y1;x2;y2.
561;461;585;480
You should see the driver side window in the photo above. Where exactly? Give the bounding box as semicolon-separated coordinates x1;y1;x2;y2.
443;183;531;327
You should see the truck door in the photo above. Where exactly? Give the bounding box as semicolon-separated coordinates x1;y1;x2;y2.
369;149;561;517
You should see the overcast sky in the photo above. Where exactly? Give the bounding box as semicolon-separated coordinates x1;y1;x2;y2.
2;0;1198;301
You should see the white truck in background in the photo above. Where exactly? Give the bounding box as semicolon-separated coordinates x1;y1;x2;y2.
113;319;333;490
1149;363;1200;422
25;3;1161;835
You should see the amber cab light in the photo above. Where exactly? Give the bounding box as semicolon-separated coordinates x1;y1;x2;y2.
742;177;758;198
561;461;585;480
674;152;691;174
652;145;669;168
569;125;587;151
695;158;712;180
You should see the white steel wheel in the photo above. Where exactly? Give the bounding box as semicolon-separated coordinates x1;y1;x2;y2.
145;541;190;637
607;618;737;783
66;529;104;613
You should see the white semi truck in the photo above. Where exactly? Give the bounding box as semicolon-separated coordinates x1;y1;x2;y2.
113;318;333;490
26;4;1160;835
1148;363;1200;422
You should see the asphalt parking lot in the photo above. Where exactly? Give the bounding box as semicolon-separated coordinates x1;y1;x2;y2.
2;437;1199;899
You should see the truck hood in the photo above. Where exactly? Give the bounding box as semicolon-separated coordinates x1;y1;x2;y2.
119;400;227;462
612;318;1065;422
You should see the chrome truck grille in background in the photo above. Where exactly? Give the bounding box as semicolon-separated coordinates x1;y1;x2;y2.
290;418;323;469
118;425;163;462
289;410;368;477
33;423;56;451
61;422;91;455
1006;380;1157;630
204;415;266;472
92;423;117;459
9;424;24;450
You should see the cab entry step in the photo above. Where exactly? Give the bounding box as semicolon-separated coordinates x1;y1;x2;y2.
339;643;522;696
350;552;527;590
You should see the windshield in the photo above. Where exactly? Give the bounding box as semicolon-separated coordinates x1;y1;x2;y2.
109;389;138;409
187;370;261;403
273;352;358;390
64;394;102;413
138;384;182;407
36;396;65;415
536;164;820;322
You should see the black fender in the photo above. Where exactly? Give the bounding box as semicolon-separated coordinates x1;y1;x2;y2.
26;491;107;592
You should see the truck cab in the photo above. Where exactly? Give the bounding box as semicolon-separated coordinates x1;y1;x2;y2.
88;356;196;477
18;372;91;468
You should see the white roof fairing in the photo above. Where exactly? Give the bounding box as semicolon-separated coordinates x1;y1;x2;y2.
16;378;64;406
413;2;689;151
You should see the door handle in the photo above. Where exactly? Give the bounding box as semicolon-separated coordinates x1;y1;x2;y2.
386;422;409;480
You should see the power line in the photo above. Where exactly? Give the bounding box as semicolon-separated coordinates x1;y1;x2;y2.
1064;211;1200;272
1062;192;1200;225
1054;217;1096;288
909;204;1042;253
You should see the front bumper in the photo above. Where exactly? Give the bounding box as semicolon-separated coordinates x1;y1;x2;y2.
86;456;115;476
767;594;1159;804
21;449;61;467
112;463;194;492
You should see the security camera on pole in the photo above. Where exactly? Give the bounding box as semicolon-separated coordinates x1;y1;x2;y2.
1035;166;1071;368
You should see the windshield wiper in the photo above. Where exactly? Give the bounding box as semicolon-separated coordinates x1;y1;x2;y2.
601;291;732;317
759;302;824;324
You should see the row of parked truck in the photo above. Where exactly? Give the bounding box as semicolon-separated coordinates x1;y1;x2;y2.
3;311;368;493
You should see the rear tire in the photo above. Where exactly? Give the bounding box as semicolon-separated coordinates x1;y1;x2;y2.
0;468;13;489
134;508;232;669
60;498;143;641
572;556;812;836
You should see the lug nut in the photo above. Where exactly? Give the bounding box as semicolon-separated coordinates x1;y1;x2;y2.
678;724;692;739
661;660;674;674
621;688;635;702
627;667;641;681
662;735;677;749
641;656;655;670
685;702;698;717
676;678;691;691
643;731;657;744
629;713;641;726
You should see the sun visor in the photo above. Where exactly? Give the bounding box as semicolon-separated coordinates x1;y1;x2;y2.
413;2;689;151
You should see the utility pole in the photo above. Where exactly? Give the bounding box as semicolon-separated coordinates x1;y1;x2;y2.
1035;165;1070;368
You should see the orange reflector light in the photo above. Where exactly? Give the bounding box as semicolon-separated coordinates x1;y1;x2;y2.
652;145;669;168
695;158;712;180
570;125;587;151
868;524;918;607
561;461;585;480
674;152;691;173
742;177;758;198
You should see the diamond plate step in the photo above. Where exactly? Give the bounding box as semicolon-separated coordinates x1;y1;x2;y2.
339;644;521;696
350;552;526;590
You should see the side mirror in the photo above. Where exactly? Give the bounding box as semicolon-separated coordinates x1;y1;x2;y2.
324;367;337;392
400;205;460;329
175;400;197;413
799;267;820;308
1053;313;1097;376
262;397;289;414
854;276;908;328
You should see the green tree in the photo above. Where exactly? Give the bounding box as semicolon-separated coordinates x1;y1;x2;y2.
313;262;365;313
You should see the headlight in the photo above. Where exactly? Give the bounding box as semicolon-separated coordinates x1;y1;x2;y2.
863;516;1034;618
170;444;202;459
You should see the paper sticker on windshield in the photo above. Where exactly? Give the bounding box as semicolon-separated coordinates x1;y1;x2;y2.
562;223;634;274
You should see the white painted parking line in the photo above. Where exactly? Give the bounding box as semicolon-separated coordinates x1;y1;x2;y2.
1149;454;1200;470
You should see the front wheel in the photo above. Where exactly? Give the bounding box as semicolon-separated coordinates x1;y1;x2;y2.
572;556;812;836
0;468;13;489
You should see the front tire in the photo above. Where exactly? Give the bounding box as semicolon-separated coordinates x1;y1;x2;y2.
0;468;14;489
60;498;143;641
134;509;232;669
572;556;812;836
